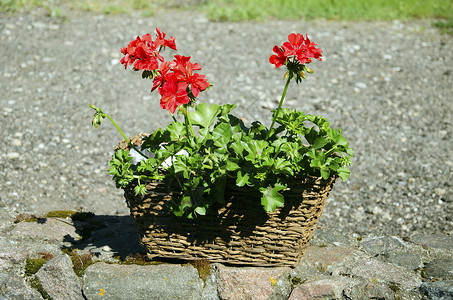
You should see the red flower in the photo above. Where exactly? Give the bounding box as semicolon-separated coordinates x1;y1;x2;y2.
269;33;322;68
173;55;210;97
121;30;209;114
120;29;176;71
154;28;177;51
152;60;175;92
269;45;287;68
158;73;190;114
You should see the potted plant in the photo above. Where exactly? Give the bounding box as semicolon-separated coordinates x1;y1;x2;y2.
90;28;353;266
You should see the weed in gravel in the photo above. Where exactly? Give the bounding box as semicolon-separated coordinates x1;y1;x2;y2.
37;252;55;261
190;259;211;283
14;213;38;223
62;248;94;276
115;252;160;265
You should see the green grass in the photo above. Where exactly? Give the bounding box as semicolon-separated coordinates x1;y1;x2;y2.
204;0;453;21
2;0;452;25
1;0;155;16
432;18;453;35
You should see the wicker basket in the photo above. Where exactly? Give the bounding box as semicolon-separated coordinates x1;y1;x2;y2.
119;135;337;267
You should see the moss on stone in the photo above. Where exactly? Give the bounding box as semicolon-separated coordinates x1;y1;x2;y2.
290;276;306;289
389;282;400;292
44;210;78;219
25;258;47;277
44;210;95;222
29;277;53;300
24;256;54;300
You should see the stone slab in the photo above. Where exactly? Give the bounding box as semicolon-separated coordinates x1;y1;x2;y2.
214;264;291;300
82;262;203;300
36;254;84;300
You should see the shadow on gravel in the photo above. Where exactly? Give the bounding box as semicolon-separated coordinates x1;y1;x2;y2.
62;214;144;260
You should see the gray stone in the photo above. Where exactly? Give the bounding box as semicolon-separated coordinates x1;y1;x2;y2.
82;262;203;299
36;254;84;300
419;281;453;300
0;269;42;300
0;243;31;271
330;257;422;290
310;226;360;248
290;262;323;283
377;251;422;271
410;235;453;260
425;259;453;280
361;236;408;255
70;215;143;261
361;236;422;270
289;276;363;300
201;273;220;300
10;218;80;242
343;281;396;300
300;245;362;272
214;264;291;300
0;209;15;233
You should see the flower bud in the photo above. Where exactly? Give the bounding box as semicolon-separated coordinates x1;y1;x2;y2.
306;67;314;74
299;71;307;79
283;71;289;80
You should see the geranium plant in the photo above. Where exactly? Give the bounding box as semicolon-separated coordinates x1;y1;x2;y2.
90;28;353;219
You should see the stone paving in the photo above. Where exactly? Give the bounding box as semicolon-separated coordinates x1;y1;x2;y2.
0;208;452;299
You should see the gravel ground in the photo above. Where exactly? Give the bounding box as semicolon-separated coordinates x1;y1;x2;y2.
1;9;452;237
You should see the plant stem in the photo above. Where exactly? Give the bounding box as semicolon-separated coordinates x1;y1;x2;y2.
103;114;148;159
266;76;292;139
184;105;196;137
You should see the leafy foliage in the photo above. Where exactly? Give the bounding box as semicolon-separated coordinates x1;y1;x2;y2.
108;104;353;218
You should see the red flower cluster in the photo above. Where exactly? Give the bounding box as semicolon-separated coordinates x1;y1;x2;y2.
120;29;176;71
269;33;323;68
120;29;209;114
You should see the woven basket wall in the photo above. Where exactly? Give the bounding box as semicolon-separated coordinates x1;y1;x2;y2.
117;134;337;266
123;174;336;267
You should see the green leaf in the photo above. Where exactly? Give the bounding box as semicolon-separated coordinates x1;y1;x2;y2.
194;207;207;216
225;159;240;171
212;122;234;140
236;171;250;187
134;184;147;196
346;148;354;156
188;103;221;128
244;140;270;162
230;140;245;158
166;121;186;140
312;137;329;149
274;158;293;175
141;129;169;151
219;103;236;116
260;184;286;212
320;168;330;180
337;166;351;181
